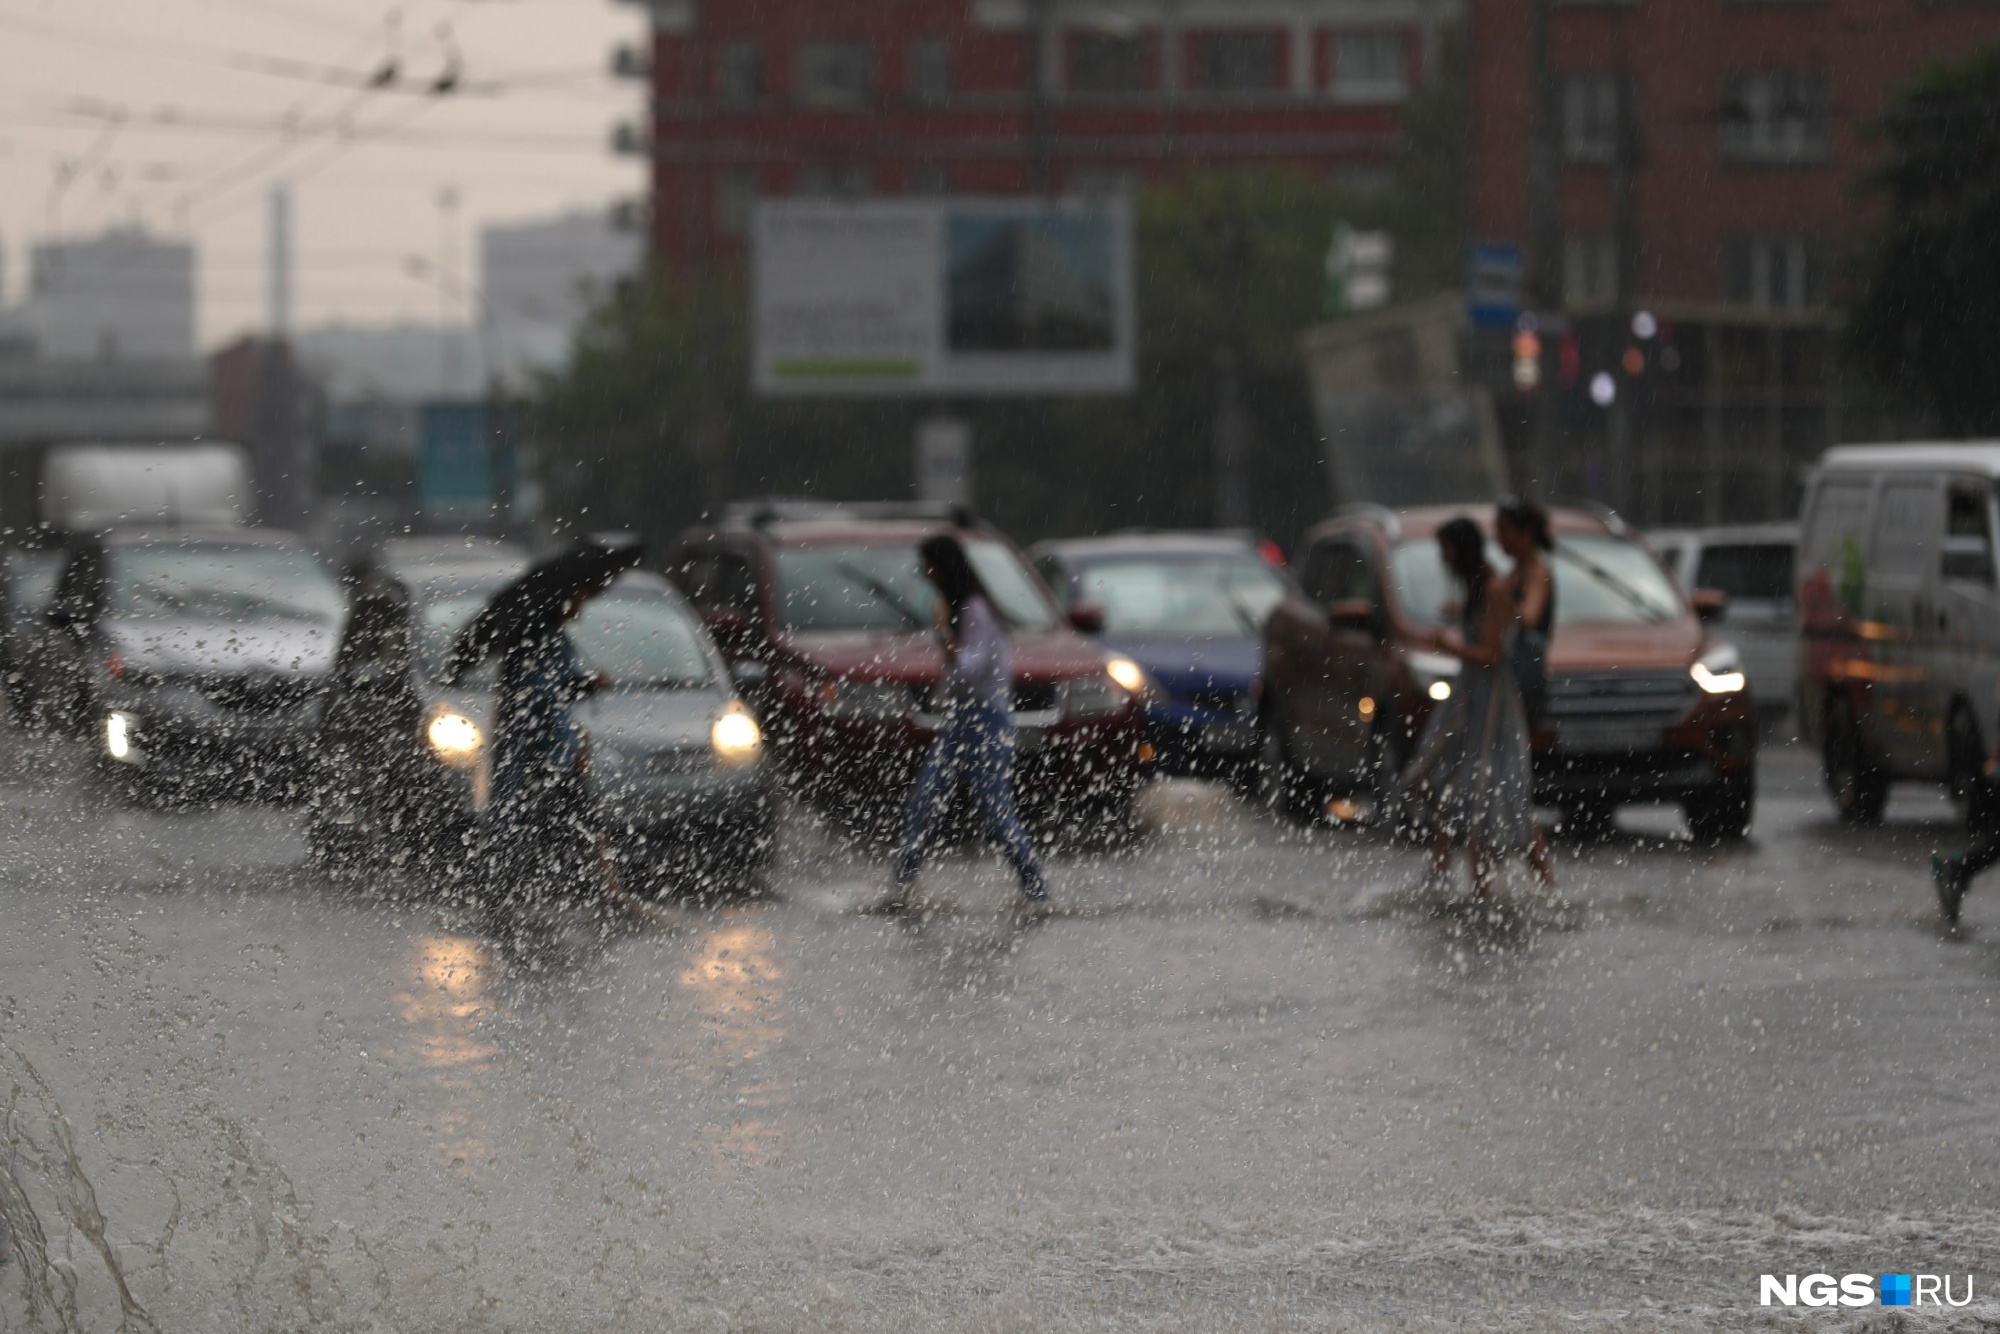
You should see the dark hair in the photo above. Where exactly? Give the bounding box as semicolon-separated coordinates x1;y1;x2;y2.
918;533;988;634
1497;496;1554;551
1436;516;1491;618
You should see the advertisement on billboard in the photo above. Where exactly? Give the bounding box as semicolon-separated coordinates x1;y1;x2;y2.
751;197;1136;397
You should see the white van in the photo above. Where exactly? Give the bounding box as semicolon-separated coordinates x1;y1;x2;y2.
1648;523;1799;727
1796;443;2000;824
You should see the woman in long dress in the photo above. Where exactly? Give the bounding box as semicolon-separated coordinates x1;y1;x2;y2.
1403;516;1556;898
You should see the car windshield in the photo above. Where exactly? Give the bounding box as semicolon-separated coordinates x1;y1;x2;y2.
567;586;713;688
1695;542;1795;600
107;544;342;622
417;575;713;688
1070;553;1286;638
775;541;1057;633
1392;533;1682;626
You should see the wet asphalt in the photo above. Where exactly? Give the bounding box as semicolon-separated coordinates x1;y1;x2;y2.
3;720;2000;1331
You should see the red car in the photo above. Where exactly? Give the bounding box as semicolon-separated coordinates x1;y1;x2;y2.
668;501;1148;834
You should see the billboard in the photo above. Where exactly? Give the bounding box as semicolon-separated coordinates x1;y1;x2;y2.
752;197;1135;397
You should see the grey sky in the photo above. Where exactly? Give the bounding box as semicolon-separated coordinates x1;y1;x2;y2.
0;0;646;347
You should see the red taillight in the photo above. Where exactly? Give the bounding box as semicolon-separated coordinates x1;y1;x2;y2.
107;654;124;679
1257;539;1286;568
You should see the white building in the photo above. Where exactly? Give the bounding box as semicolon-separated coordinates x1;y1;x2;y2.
480;210;640;387
17;228;196;361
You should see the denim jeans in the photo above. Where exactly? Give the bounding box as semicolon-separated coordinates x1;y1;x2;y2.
893;696;1047;898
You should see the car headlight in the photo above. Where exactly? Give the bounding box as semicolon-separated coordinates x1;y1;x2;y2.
711;703;763;766
819;679;915;720
1692;644;1747;695
1408;649;1462;704
104;710;142;764
426;710;483;768
1065;672;1132;719
1104;656;1151;695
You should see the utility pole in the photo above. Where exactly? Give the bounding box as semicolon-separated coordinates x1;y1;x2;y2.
1212;210;1251;529
1026;0;1055;193
1526;0;1560;498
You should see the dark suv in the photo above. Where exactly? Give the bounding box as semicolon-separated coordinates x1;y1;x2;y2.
667;501;1148;833
1260;504;1758;840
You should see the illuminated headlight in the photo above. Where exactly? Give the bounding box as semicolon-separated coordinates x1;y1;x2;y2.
1692;645;1748;695
1408;649;1461;705
1065;673;1131;719
1104;656;1151;695
104;710;142;764
711;704;763;766
426;710;483;768
820;679;914;720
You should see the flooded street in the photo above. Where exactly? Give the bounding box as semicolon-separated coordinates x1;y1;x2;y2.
5;724;2000;1330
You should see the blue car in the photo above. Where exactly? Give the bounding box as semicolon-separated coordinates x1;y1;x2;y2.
1030;533;1288;785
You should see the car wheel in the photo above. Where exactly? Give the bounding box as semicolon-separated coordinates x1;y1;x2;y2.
1258;699;1323;825
1823;698;1888;826
1946;703;1983;825
1685;774;1755;843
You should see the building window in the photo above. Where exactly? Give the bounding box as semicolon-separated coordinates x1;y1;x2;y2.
1196;31;1282;94
716;42;761;104
1070;32;1146;96
1721;71;1829;163
909;39;950;105
796;41;872;107
794;166;871;199
716;171;756;237
907;166;950;196
1562;75;1624;163
1726;236;1824;311
1332;32;1408;103
1563;234;1619;306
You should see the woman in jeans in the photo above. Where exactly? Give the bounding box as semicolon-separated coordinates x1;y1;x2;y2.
877;533;1049;912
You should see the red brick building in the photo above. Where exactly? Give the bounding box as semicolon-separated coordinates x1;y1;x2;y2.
1470;0;1997;523
633;0;1464;269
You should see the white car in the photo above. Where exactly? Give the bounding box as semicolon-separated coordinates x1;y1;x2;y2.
1647;524;1798;730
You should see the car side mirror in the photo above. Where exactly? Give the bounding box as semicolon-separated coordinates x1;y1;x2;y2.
1328;597;1380;634
1691;588;1729;623
1067;602;1105;634
729;659;770;691
44;603;82;632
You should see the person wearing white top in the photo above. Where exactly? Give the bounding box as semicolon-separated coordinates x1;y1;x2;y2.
876;533;1049;911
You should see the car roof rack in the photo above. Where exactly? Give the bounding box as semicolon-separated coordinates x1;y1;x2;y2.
1335;502;1403;541
720;497;981;530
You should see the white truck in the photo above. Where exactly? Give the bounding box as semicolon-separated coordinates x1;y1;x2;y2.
41;442;251;531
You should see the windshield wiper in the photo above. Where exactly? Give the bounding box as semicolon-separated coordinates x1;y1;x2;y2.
1552;542;1671;623
834;562;929;631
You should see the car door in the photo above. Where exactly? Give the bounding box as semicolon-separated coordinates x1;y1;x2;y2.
1281;535;1378;775
1866;475;1944;773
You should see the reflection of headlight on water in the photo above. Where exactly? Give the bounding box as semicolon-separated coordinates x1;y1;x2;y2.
711;705;763;766
104;710;141;764
427;711;483;768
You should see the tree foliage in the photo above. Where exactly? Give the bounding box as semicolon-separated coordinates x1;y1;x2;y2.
1846;43;2000;434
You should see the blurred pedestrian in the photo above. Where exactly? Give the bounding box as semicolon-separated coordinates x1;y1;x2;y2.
446;539;642;908
875;533;1049;912
1403;517;1557;898
1497;497;1556;735
1934;756;2000;924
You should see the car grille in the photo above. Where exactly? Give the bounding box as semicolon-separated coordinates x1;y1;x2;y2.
1547;670;1697;747
174;675;322;713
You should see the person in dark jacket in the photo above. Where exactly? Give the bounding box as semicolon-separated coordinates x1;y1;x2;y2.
447;539;642;905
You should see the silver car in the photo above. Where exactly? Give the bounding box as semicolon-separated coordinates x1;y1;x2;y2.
310;544;773;889
1648;524;1798;729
